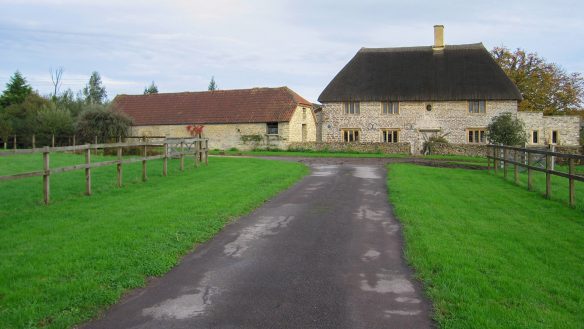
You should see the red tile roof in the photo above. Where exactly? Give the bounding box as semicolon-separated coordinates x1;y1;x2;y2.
112;87;312;126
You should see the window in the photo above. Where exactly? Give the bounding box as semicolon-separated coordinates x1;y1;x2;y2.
267;122;278;135
344;102;360;115
468;100;486;113
381;129;399;143
302;108;307;120
551;130;559;144
531;130;539;144
467;129;486;143
341;129;360;142
382;102;399;114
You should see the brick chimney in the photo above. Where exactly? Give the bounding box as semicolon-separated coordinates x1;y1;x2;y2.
433;25;444;50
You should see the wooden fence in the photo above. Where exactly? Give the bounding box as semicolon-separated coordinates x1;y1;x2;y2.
1;134;169;149
0;138;209;205
487;145;584;207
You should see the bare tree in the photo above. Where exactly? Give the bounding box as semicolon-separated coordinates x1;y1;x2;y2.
50;67;64;98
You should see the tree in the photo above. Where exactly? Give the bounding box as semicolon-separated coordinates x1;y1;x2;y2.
491;47;583;114
3;92;50;139
144;81;159;94
82;71;107;105
75;107;133;143
208;76;217;91
50;67;64;99
487;112;527;146
0;71;33;108
37;103;74;137
0;113;13;149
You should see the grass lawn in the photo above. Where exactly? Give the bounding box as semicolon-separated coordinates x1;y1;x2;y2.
388;164;584;328
0;153;308;329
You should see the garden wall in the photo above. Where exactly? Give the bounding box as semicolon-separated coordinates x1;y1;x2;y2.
429;143;489;157
288;142;411;154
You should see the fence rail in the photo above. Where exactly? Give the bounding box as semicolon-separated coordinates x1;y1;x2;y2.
487;144;584;207
0;138;209;205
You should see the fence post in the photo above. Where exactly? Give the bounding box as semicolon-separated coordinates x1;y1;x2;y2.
142;144;148;182
32;134;36;149
94;135;98;156
13;135;16;150
527;152;533;191
514;149;519;184
73;135;76;147
180;141;185;171
117;138;123;188
569;158;575;207
194;139;200;167
52;134;55;148
503;148;508;178
163;141;168;176
493;145;499;175
43;148;50;205
205;139;209;165
487;146;491;172
85;146;92;196
545;152;551;199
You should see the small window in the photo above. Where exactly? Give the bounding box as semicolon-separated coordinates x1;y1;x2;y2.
341;129;360;142
532;130;539;144
382;102;399;114
468;100;486;113
426;104;432;112
267;122;278;135
302;108;307;120
344;102;360;115
551;130;558;144
467;129;486;143
381;129;399;143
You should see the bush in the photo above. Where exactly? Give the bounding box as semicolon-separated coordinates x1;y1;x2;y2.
75;107;133;143
422;134;449;155
487;112;527;146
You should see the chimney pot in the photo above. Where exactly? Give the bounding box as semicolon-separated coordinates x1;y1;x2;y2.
433;25;444;49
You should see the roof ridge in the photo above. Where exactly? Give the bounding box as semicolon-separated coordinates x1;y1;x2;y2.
360;43;484;53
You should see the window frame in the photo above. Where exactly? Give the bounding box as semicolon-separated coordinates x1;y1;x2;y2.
531;130;539;144
468;100;486;114
467;128;486;144
266;122;279;135
381;102;399;115
344;102;360;115
550;130;559;144
381;129;400;143
341;128;360;142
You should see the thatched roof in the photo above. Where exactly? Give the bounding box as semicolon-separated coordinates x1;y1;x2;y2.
318;43;522;102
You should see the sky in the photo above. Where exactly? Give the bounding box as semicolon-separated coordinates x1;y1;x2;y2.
1;0;583;103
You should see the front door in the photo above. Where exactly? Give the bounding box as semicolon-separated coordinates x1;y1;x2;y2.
302;124;307;142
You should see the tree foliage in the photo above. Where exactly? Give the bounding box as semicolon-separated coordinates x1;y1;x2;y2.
208;76;217;91
143;81;159;94
491;47;583;114
75;107;133;143
487;112;527;146
82;71;107;105
0;71;33;108
37;103;74;136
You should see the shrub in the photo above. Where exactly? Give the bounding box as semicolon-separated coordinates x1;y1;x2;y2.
422;134;449;155
75;107;133;143
487;112;527;146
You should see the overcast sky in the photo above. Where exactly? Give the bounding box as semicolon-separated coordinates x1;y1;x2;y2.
1;0;583;102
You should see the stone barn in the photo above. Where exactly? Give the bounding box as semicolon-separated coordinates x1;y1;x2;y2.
113;87;316;150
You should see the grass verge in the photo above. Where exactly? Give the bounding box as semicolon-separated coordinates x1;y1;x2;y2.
0;154;308;329
388;163;584;328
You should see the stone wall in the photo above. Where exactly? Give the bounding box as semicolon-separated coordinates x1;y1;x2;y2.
429;143;489;157
288;142;410;154
518;112;581;146
131;122;288;151
321;100;518;154
288;105;317;143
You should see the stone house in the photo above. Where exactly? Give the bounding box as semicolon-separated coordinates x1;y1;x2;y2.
317;25;581;153
113;87;316;150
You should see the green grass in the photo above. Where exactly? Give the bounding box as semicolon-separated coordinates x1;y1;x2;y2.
388;164;584;328
210;149;408;158
0;153;308;329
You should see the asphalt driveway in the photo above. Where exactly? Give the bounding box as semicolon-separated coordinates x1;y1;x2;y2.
82;159;433;329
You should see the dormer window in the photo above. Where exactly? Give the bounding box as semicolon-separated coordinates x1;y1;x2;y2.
344;102;360;115
469;100;486;113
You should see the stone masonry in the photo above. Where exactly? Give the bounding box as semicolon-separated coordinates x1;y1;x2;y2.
131;105;316;150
